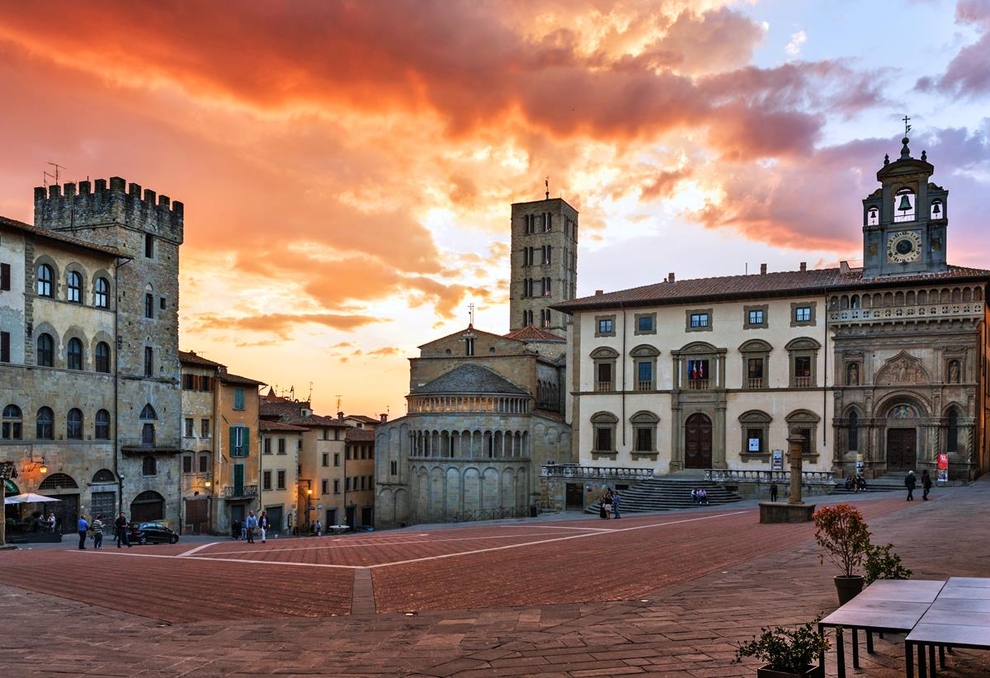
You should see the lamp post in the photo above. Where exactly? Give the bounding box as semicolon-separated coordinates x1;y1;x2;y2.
304;481;313;534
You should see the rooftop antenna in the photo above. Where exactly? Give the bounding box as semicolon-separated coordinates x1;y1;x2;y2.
43;171;55;189
289;385;295;400
468;302;475;327
47;162;66;186
545;176;550;200
307;381;313;403
336;394;342;413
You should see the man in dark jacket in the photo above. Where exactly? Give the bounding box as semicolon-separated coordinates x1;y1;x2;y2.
115;511;132;548
905;470;917;501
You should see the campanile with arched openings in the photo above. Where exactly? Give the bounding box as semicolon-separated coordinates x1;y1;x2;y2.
861;127;948;279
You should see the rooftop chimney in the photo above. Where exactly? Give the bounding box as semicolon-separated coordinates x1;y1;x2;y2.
595;290;603;296
667;272;675;283
760;264;767;275
380;413;388;423
800;262;807;272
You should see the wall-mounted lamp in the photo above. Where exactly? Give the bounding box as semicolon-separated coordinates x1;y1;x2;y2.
204;481;212;488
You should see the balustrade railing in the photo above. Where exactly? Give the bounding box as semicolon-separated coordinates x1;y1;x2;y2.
704;469;834;485
541;464;655;480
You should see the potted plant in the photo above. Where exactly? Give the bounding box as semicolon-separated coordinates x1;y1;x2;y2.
864;542;912;584
734;618;830;678
813;504;871;604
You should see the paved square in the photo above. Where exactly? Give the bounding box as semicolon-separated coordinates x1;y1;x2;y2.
3;482;990;676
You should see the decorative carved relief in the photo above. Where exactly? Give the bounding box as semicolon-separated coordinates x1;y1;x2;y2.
876;352;930;386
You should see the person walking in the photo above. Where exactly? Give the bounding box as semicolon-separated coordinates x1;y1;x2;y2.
905;470;917;501
77;514;89;550
115;511;132;548
769;482;779;503
602;489;613;520
245;510;259;544
259;510;269;543
91;514;104;550
921;469;933;501
612;491;621;519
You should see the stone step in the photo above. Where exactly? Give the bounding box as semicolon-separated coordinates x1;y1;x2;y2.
588;477;743;514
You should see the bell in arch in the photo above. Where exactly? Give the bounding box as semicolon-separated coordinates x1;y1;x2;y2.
932;201;941;216
897;194;912;212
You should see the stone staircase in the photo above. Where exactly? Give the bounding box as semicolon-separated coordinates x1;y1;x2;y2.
588;473;743;514
830;472;908;496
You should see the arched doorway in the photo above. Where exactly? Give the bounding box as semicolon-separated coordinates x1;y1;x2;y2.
130;490;165;522
886;403;919;472
38;472;79;532
685;413;713;469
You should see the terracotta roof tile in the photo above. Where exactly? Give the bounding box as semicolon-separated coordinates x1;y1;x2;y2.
555;264;990;312
0;214;124;257
503;326;566;342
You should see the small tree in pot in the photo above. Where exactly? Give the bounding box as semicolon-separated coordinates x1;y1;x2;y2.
813;504;871;604
734;618;830;678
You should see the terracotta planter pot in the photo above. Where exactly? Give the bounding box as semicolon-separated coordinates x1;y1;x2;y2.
757;663;825;678
834;574;865;605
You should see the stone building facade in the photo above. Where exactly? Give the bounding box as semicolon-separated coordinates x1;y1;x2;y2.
509;196;578;334
555;136;990;482
1;176;184;531
374;326;570;528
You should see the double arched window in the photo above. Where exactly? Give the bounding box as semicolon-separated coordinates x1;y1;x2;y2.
36;264;54;297
67;408;83;440
67;338;84;370
37;333;54;367
66;271;82;303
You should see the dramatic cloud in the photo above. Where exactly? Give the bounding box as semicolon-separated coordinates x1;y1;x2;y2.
0;0;986;415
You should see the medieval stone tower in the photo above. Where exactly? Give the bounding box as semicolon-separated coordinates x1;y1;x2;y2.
509;194;578;334
34;177;184;510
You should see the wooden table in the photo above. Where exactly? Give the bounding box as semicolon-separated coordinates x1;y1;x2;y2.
819;580;946;678
905;578;990;677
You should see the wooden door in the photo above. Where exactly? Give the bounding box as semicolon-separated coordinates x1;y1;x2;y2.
886;428;917;471
685;413;713;469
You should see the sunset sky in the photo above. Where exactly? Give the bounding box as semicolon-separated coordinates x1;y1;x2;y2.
1;1;988;419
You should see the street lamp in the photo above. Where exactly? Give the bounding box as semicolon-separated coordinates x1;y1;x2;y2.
304;481;313;534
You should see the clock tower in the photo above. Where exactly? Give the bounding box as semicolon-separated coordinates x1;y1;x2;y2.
861;130;948;279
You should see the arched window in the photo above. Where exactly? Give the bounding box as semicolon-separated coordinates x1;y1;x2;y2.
95;341;111;373
66;270;82;303
2;404;23;440
848;411;859;452
140;404;157;447
37;333;54;367
94;277;110;308
36;263;54;297
144;283;154;319
67;408;83;439
92;469;116;483
67;338;83;370
36;406;54;439
95;409;111;440
39;472;78;490
947;409;959;453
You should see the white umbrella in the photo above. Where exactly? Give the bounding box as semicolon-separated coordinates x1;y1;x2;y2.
4;492;62;505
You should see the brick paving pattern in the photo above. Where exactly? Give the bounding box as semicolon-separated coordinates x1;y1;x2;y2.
2;480;989;676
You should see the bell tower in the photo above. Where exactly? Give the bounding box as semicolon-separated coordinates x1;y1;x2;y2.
862;123;948;279
509;184;578;334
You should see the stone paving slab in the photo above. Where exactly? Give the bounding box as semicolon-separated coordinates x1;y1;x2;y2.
2;484;990;676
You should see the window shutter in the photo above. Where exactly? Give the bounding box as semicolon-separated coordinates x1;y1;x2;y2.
0;262;10;291
229;425;236;456
243;427;250;456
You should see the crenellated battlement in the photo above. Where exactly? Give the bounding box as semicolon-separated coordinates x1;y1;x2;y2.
34;176;184;245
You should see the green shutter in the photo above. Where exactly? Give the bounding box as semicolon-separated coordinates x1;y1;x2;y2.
243;427;250;457
229;426;237;456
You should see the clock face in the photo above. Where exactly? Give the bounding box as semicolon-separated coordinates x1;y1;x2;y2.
888;231;922;263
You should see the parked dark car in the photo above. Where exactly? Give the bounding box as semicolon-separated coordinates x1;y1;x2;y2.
129;522;179;545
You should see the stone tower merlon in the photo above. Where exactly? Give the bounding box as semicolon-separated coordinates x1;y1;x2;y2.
33;177;184;246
